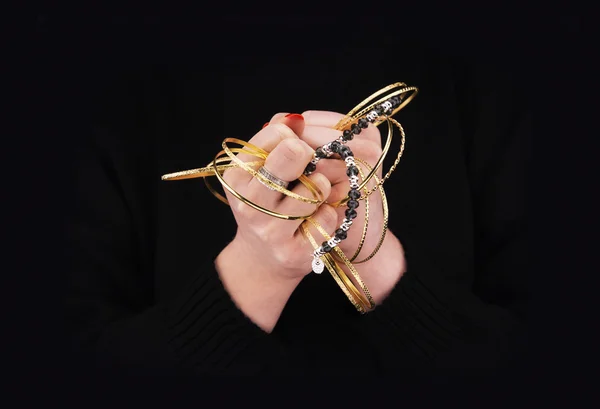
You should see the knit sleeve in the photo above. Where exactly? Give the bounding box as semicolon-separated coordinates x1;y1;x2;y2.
360;57;530;372
66;74;287;375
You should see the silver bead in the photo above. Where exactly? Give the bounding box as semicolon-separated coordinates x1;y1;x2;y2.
345;157;355;166
340;220;353;231
366;111;379;121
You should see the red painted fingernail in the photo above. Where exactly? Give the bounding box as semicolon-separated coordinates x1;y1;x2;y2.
285;113;304;120
262;122;269;129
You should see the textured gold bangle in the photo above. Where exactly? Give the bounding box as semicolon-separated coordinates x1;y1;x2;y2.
351;158;389;264
356;117;406;200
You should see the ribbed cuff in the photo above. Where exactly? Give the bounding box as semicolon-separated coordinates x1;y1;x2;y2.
367;269;464;361
161;256;283;374
362;237;519;371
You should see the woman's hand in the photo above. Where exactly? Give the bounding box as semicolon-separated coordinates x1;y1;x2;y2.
215;113;339;332
299;111;407;304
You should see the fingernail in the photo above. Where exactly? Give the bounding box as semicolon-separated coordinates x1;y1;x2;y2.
262;122;269;129
285;113;304;120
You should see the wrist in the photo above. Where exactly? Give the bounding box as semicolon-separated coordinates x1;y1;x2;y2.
347;231;406;305
215;237;301;333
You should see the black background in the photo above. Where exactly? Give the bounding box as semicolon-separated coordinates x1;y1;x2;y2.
9;6;595;402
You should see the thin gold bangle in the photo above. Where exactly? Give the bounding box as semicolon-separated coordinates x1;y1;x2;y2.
221;138;323;205
351;158;389;264
211;145;326;220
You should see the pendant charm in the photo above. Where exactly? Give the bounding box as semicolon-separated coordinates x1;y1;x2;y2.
311;257;324;274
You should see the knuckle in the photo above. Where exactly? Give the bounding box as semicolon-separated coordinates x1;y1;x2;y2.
275;245;303;268
222;168;236;184
235;200;251;218
253;223;273;241
279;138;304;162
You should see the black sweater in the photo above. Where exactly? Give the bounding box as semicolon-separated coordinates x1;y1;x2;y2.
66;38;530;376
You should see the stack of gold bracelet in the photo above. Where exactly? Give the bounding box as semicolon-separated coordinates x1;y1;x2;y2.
161;82;418;313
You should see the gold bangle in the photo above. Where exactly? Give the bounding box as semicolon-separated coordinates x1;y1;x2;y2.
351;158;389;264
335;84;418;128
356;117;406;200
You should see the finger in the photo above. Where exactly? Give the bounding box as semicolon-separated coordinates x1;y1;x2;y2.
268;112;289;123
276;172;332;235
300;125;341;149
245;138;314;209
223;122;299;185
312;159;348;185
302;110;347;128
301;126;382;167
263;112;305;135
237;113;306;163
302;125;382;154
302;109;382;146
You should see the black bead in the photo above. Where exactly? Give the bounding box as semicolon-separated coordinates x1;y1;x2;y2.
339;146;352;159
322;242;332;252
345;209;358;220
374;106;383;115
390;96;400;108
346;166;358;177
330;141;341;153
315;147;327;158
358;118;369;128
342;129;353;141
347;199;359;209
335;229;347;240
351;123;362;135
348;189;361;199
305;162;316;173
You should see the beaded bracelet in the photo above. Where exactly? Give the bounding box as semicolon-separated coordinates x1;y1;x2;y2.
304;94;406;274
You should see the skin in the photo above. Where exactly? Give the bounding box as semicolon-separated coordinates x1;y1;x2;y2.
215;111;407;332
